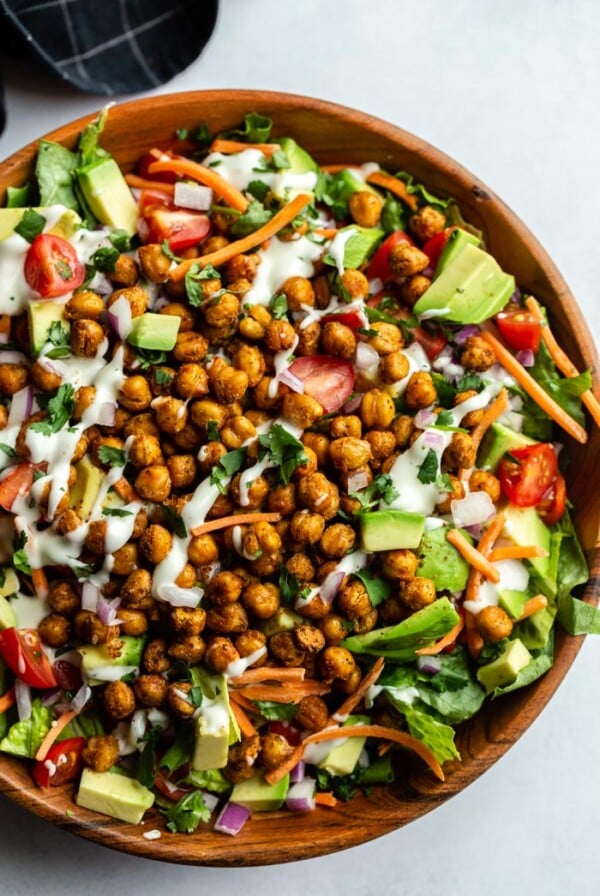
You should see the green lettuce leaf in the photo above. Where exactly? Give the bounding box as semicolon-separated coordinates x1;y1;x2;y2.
35;141;79;210
0;699;52;758
184;767;231;794
520;340;591;440
393;172;452;210
218;112;273;143
402;704;460;764
552;512;597;634
162;789;212;834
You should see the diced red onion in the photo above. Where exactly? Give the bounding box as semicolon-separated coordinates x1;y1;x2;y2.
414;408;437;428
423;431;444;450
516;349;535;367
368;277;384;294
346;469;371;493
355;342;380;372
290;760;306;784
97;402;117;426
422;265;435;279
36;355;63;377
107;295;133;339
70;683;91;714
157;584;204;608
509;287;522;304
8;386;33;428
0;351;28;365
88;664;138;682
96;594;122;626
285;777;316;812
465;523;483;539
341;392;362;413
432;344;454;370
129;709;147;747
0;332;8;345
279;368;305;393
416;655;442;675
455;325;479;345
451;491;496;528
14;679;32;721
320;570;345;606
113;721;138;756
81;582;99;612
41;687;62;707
201;790;220;812
214;801;251;836
174;181;213;211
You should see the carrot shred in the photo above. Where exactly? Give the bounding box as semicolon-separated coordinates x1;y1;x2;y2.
312;227;338;239
237;681;330;702
228;691;258;714
148;152;249;212
480;332;588;444
517;594;548;621
446;529;500;582
319;163;357;173
0;315;11;337
230;699;258;738
415;617;465;656
210;139;281;156
488;545;549;562
31;567;49;600
469;388;509;451
314;792;338;808
231;667;305;686
365;171;419;210
169;193;313;282
112;478;138;503
35;710;78;762
124;173;175;195
0;688;15;714
264;744;304;784
465;612;484;658
464;513;507;604
329;657;384;725
190;512;281;537
525;296;600;429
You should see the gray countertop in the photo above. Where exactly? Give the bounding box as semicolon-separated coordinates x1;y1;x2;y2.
0;1;598;892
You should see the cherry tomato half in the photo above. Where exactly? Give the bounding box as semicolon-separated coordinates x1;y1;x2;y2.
498;444;558;507
24;234;85;299
496;309;542;353
0;462;38;512
144;208;211;251
138;189;175;216
288;355;355;413
154;771;193;802
321;311;364;332
0;628;57;689
33;737;85;788
422;227;455;269
413;326;447;362
537;472;567;526
366;230;414;282
268;721;302;745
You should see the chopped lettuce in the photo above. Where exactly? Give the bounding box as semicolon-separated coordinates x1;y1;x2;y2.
553;513;597;634
519;341;591;440
184;767;231;794
0;699;52;758
402;704;460;764
162;789;212;834
35;141;79;210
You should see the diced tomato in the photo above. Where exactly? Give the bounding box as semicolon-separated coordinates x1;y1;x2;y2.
321;311;364;332
495;309;542;353
366;230;414;282
138;189;175;216
32;737;85;788
24;234;85;299
413;326;447;362
268;721;302;745
288;355;355;413
143;207;210;251
0;462;38;512
154;771;193;802
52;659;82;693
138;151;177;183
498;444;559;507
422;227;454;269
0;628;57;689
537;472;567;526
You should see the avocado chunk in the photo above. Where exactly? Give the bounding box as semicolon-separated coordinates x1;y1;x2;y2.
76;157;139;235
192;673;232;771
342;597;460;659
126;313;180;351
28;301;70;357
502;504;555;595
260;606;303;638
317;715;368;776
79;636;144;685
0;207;81;242
498;589;528;620
0;596;16;630
435;228;480;275
69;455;105;520
416;525;470;591
413;243;515;324
10;594;50;629
276;137;318;173
230;770;290;812
477;422;536;472
0;568;19;600
330;168;381;200
476;638;532;693
76;768;154;823
329;225;383;271
361;509;425;552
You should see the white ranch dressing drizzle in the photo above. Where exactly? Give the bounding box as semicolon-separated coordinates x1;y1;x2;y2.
295;550;367;611
463;558;530;615
384;342;431;398
327;229;355;275
224;645;268;679
244;236;323;307
267;334;299;399
200;149;318;198
297;296;367;332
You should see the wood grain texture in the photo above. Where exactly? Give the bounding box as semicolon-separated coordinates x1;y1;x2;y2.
0;90;598;866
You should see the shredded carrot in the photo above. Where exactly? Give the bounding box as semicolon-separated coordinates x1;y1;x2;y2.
190;512;281;538
237;681;330;703
314;792;338;808
366;171;418;210
465;614;484;658
469;388;509;451
488;545;549;562
230;667;305;686
0;315;11;337
415;617;465;656
112;478;138;503
480;331;588;444
378;742;392;757
124;173;175;195
477;513;507;557
35;710;78;762
264;744;304;784
518;594;548;621
525;296;600;429
329;657;384;725
148;153;249;212
319;163;357;173
169;193;313;282
230;699;258;738
312;227;338;239
31;567;49;600
0;688;15;714
228;691;258;714
210;139;281;156
446;529;500;582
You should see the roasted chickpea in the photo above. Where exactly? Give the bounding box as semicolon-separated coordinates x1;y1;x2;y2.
399;274;431;307
230;343;266;387
297;472;340;520
405;371;437;410
38;613;70;647
294;624;325;654
224;734;261;783
73;610;115;645
348;190;383;227
269;631;305;666
409;205;446;241
135;465;171;502
190;398;228;430
209;360;248;404
134;674;168;707
202;235;229;255
281;275;314;310
320;646;356;681
360;388;395;428
69;319;105;357
435;474;465;513
103;680;135;719
235;629;267;661
127;433;163;468
321;321;356;360
64;290;104;320
267;482;296;518
82;735;120;772
460;335;495;371
319;613;349;646
380;549;419;581
260;732;293;771
91;435;125;469
381;349;410;383
319;523;356;559
476;605;514;643
107;253;138;288
400;576;437;610
226;253;261;282
330;415;362;440
138;243;171;283
121;569;152;609
264;319;296;352
230;473;269;509
173;331;208;363
389;243;429;277
206;602;249;634
329;436;372;473
168;682;195;718
204;292;240;328
340;269;369;300
169;635;206;664
139;524;172;565
118;375;152;412
241;582;280;619
188;533;219;566
172;363;209;400
253;376;282;410
153;395;188;433
368;321;403;356
48;581;80;615
112;542;139;575
142;638;170;674
124;412;160;439
282;392;323;429
118;608;149;637
108;285;147;318
302;432;330;467
442;431;477;472
208;571;244;607
295;319;321;356
206;637;240;673
289;510;325;545
469;469;501;503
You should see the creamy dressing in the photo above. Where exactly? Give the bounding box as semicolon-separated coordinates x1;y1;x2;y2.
267;334;299;399
463;558;529;615
224;646;268;679
295;550;367;610
327;229;355;275
244;236;323;307
384;342;430;398
297;296;367;331
200;149;318;198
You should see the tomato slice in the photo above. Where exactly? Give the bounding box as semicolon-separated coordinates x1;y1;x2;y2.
24;234;85;298
154;771;193;802
0;462;38;511
537;473;567;526
268;720;302;745
33;737;85;788
495;309;542;353
422;227;454;269
138;151;177;183
138;189;175;216
366;230;414;282
413;326;447;362
321;311;364;332
288;355;355;413
144;208;211;250
498;444;559;507
0;628;57;689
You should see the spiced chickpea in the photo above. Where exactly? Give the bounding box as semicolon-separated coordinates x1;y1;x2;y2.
381;549;419;580
296;695;329;731
286;553;315;583
64;290;104;320
38;613;70;648
319;523;356;559
476;605;514;643
442;431;477;471
173;331;208;363
235;629;267;661
360;388;395;428
204;292;240;329
390;414;414;448
365;430;396;469
261;732;293;771
165;454;196;491
118;608;149;637
329;436;372;473
282;392;323;428
103;680;135;720
269;631;305;666
281;275;315;310
138;243;172;283
208;571;244;607
368;321;404;356
121;569;152;609
330;415;362;440
0;405;7;430
297;472;340;520
168;682;195;718
85;520;106;554
190;398;228;430
348;190;383;227
435;475;465;513
226;253;260;282
379;594;407;625
337;579;372;620
202;234;229;255
381;350;410;383
124;412;160;439
242;582;280;619
142;638;170;674
409;205;446;241
186;533;218;567
321;321;356;360
206;637;240;673
48;581;80;615
405;371;437;409
267;482;296;517
400;576;437;610
172;363;209;400
169;635;207;664
111;543;138;577
389;243;430;277
312;274;330;308
55;508;83;537
210;362;248;404
340;269;369;300
319;645;356;681
30;362;63;392
243;521;281;558
134;674;168;708
302;432;330;467
74;610;114;646
118;375;153;412
108;285;148;318
69;319;105;357
91;435;125;469
230;343;265;388
229;473;269;509
139;524;172;565
294;624;325;654
460;335;495;371
82;735;120;772
125;433;160;469
469;469;501;503
206;602;248;634
295;319;321;356
264;319;296;352
289;510;325;545
399;274;432;307
224;735;261;783
135;464;171;502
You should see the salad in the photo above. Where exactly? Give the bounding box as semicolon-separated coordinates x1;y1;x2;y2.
0;109;597;839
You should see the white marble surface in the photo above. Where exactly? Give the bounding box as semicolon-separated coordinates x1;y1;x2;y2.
0;1;598;892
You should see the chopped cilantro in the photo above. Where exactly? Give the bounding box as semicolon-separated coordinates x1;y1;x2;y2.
278;566;311;607
185;263;221;307
435;410;453;427
206;420;220;442
357;327;378;338
210;447;247;495
91;245;120;273
254;701;296;721
162;789;211;834
417;449;440;484
45;320;71;359
246;179;270;202
72;562;95;579
162;504;188;538
258;423;308;485
30;384;75;435
154;368;173;386
12;532;31;576
455;373;484;393
0;444;17;458
270;294;288;320
218;112;273;143
380;194;406;234
430;372;457;408
350;473;399;511
435;473;455;493
161;240;182;263
230;200;272;237
108;229;132;253
14;208;45;243
134;347;168;370
353;568;391;607
102;507;134;517
97;445;127;468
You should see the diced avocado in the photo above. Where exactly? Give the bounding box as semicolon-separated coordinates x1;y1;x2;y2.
0;568;19;599
476;638;532;693
498;589;528;620
0;207;81;241
0;568;19;629
477;423;536;472
361;509;425;552
76;157;139;235
332;168;381;199
28;301;70;356
48;208;82;240
318;715;368;776
230;770;290;812
335;225;384;270
502;504;555;595
126;313;180;351
192;674;231;771
260;606;303;638
413;243;515;324
277;137;318;173
0;596;16;630
342;597;460;659
416;526;470;592
79;636;144;685
76;768;154;824
69;455;104;520
435;228;480;275
11;594;49;629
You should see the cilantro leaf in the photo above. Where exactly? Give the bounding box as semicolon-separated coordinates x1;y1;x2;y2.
184;263;221;307
163;789;212;834
455;372;484;393
98;445;127;468
154;368;173;386
417;449;439;485
162;504;187;538
30;384;75;435
258;423;308;485
0;444;17;458
435;410;453;426
13;547;32;576
109;229;132;253
430;372;457;408
14;208;45;243
161;240;182;263
91;245;120;273
45;320;71;359
210;447;247;495
219;112;273;143
353;568;391;607
206;420;220;443
254;701;296;721
102;507;134;517
134;347;168;370
278;566;311;607
246;179;270;202
270;294;288;320
230;200;272;237
350;473;399;511
392;171;452;211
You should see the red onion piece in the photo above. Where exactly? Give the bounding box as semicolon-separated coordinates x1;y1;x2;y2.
81;582;99;612
289;760;306;784
465;522;483;539
279;368;305;393
0;351;28;365
129;709;147;746
201;790;219;812
455;325;479;345
355;342;379;373
416;655;442;675
516;349;535;367
451;491;495;528
14;679;32;721
157;584;204;608
422;430;445;450
107;295;133;339
320;570;345;606
422;265;435;279
41;687;62;707
70;683;91;714
285;777;316;812
96;594;122;626
346;469;371;493
414;408;437;428
510;287;522;304
174;181;213;211
341;392;362;413
97;402;117;426
8;385;33;428
214;801;251;836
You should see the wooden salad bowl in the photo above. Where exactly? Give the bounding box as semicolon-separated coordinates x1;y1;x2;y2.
0;90;598;866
